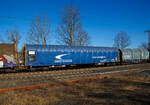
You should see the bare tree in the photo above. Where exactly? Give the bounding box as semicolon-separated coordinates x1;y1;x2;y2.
6;27;21;66
139;42;148;49
75;26;90;46
57;4;90;46
27;15;51;45
6;28;21;45
113;31;131;49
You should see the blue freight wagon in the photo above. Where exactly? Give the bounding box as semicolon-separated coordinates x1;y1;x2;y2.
24;45;119;67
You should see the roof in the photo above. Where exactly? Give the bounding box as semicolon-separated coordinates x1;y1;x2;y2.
25;44;118;52
121;49;149;51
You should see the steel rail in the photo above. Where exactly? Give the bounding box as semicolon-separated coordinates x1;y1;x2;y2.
0;66;148;94
0;63;148;77
0;63;149;90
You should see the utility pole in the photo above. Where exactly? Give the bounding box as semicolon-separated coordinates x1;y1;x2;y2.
145;30;150;50
145;30;150;62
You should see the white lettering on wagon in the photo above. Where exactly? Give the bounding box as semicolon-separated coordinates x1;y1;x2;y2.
92;56;106;59
100;59;107;62
54;54;72;63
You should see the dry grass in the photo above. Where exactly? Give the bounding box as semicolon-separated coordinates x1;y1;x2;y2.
122;85;140;91
0;90;61;105
0;69;150;105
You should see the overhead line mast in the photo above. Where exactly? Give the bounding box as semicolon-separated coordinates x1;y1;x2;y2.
145;30;150;50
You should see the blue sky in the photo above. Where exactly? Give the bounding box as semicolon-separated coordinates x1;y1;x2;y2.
0;0;150;49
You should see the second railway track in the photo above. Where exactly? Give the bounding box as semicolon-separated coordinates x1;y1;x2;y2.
0;63;150;89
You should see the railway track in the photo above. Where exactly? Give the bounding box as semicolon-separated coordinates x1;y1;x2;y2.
0;63;150;90
0;63;148;76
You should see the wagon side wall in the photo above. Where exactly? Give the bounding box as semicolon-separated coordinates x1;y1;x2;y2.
25;45;119;67
121;49;149;63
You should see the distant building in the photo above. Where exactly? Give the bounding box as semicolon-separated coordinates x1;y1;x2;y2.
0;43;15;57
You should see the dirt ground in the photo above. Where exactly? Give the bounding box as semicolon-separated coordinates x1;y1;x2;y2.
0;69;150;105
